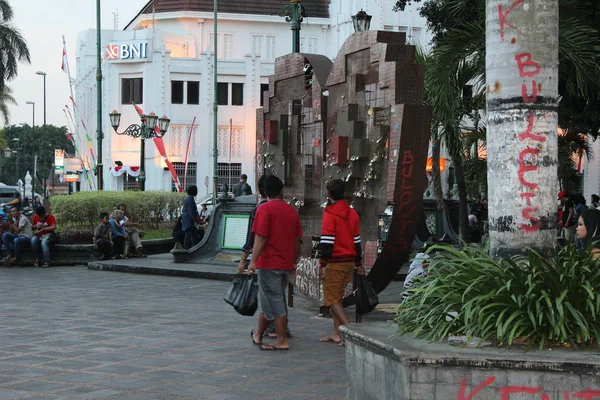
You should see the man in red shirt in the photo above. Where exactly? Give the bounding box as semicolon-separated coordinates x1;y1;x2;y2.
248;175;302;351
319;179;364;346
31;206;57;268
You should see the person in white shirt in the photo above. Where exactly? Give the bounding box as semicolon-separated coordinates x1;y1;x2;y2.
118;204;146;258
2;206;33;265
199;204;211;226
402;253;430;302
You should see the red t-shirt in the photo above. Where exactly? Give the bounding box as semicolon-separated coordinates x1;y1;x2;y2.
32;214;57;237
252;200;303;270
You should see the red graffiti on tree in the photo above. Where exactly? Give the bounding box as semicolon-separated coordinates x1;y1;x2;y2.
498;0;526;41
457;377;600;399
498;1;545;232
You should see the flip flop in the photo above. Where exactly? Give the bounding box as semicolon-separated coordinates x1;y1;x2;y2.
260;344;289;351
320;336;342;344
251;330;262;346
338;341;346;347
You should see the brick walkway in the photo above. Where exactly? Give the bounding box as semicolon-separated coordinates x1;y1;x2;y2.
0;267;350;400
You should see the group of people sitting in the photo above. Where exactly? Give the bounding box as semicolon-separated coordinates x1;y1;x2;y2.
2;205;57;268
92;204;146;260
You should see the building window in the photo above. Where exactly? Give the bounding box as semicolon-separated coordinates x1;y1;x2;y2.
260;83;269;107
384;25;394;31
223;34;234;58
218;162;241;191
266;36;276;60
252;35;263;58
411;27;423;45
172;162;197;192
217;83;228;106
121;78;143;105
187;81;200;105
171;81;184;104
123;174;139;191
231;83;244;106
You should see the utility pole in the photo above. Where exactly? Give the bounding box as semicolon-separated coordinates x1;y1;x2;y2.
212;0;218;205
96;0;104;190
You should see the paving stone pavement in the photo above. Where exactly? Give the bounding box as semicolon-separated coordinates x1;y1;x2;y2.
0;266;358;400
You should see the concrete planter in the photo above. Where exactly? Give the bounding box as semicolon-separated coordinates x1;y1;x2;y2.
340;322;600;400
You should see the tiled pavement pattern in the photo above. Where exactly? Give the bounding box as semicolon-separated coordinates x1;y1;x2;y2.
0;267;355;400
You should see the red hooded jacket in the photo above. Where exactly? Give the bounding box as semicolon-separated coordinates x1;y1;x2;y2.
319;200;362;266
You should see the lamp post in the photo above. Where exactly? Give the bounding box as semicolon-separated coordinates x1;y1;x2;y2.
96;0;104;190
35;71;47;125
212;0;218;206
352;9;372;33
12;138;20;184
281;0;306;53
108;110;171;191
25;101;35;127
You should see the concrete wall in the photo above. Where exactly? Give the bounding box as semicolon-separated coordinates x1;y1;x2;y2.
341;322;600;400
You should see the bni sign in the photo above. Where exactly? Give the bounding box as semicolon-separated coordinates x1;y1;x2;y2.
106;42;150;62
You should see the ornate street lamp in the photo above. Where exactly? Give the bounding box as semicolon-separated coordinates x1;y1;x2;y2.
352;9;372;33
108;110;171;191
281;0;306;53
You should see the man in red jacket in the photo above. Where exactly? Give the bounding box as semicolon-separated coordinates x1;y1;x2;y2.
319;179;364;346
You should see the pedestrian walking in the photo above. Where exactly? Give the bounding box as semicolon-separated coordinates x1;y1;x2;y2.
559;191;576;243
248;175;302;351
318;179;364;347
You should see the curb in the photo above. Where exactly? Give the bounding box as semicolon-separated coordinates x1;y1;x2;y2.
87;261;236;282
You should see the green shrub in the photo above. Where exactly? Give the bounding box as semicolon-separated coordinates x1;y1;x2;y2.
50;191;185;229
395;244;600;349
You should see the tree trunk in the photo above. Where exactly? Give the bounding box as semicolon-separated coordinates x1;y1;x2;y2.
454;155;470;240
486;0;559;258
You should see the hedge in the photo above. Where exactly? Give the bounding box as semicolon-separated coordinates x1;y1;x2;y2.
50;191;186;229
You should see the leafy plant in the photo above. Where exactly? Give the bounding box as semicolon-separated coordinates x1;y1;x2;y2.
396;244;600;349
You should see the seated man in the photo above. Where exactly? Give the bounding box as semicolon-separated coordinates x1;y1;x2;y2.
93;212;113;260
31;206;57;268
2;206;33;265
109;210;128;259
199;204;211;227
118;203;145;257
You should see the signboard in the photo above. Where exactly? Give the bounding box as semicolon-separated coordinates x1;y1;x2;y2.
64;173;79;183
54;149;64;175
106;41;151;62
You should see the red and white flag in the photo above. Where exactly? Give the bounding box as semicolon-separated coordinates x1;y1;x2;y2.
61;48;68;73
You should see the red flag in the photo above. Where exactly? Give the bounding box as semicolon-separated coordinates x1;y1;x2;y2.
61;48;68;73
183;117;197;188
132;103;182;192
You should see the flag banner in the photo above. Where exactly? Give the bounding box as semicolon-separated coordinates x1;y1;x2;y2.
132;103;183;192
61;48;68;73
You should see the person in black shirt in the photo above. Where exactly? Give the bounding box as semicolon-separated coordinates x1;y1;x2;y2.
559;191;576;243
232;174;252;197
237;175;267;274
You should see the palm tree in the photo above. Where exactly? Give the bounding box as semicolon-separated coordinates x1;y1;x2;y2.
0;85;16;125
0;0;30;88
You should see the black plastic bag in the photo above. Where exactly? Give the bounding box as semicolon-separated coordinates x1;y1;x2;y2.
223;274;245;306
232;274;259;316
356;275;379;314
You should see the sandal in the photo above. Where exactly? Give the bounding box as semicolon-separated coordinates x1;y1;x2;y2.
320;336;343;344
260;344;289;351
250;330;262;346
33;260;40;267
41;263;50;268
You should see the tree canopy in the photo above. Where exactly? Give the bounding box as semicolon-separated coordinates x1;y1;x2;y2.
0;124;75;188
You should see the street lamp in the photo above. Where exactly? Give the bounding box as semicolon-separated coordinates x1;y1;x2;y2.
35;71;47;125
108;110;171;191
352;9;372;33
25;101;35;127
281;0;306;53
12;138;20;184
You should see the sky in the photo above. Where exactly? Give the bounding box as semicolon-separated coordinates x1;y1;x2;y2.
4;0;148;128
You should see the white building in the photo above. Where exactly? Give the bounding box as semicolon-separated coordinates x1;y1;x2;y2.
75;0;430;192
